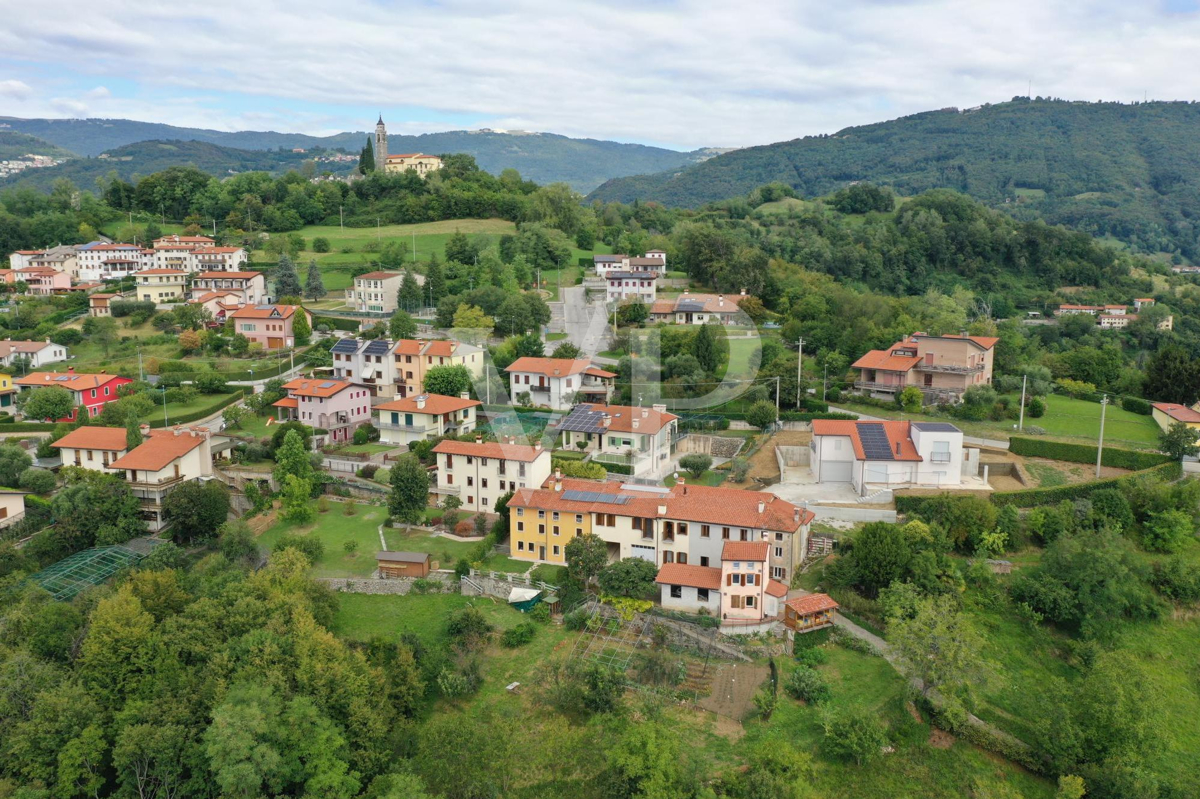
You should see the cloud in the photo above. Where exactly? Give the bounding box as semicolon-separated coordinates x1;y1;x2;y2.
0;79;33;100
1;1;1199;148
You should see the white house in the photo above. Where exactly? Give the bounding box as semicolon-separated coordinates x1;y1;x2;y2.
76;243;154;282
345;271;422;314
593;252;667;278
605;271;658;303
108;425;217;533
650;290;751;325
50;425;131;473
0;339;68;368
191;247;249;272
432;437;552;513
554;403;678;477
505;357;615;410
809;420;966;494
189;271;266;305
375;393;481;446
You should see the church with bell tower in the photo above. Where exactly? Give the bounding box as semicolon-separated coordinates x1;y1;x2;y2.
374;115;388;172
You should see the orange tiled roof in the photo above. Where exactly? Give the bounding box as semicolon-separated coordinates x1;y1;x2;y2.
282;377;353;398
851;348;922;372
766;579;789;598
230;304;301;320
557;403;677;435
15;371;125;390
433;439;546;463
376;394;480;415
810;419;922;461
937;333;1000;349
394;339;424;355
722;541;769;561
272;396;298;408
584;366;617;378
505;357;591;377
652;293;746;314
1152;402;1200;423
50;426;129;451
108;428;207;471
785;593;839;615
655;563;722;590
422;340;460;358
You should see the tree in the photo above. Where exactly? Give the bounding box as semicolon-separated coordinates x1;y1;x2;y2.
597;558;658;598
273;429;313;486
179;329;203;354
678;453;712;479
83;315;119;355
1159;421;1200;460
358;136;375;174
398;270;423;310
1144;344;1200;405
551;341;582;359
694;322;720;372
389;310;417;339
425;254;446;303
604;722;693;799
280;475;315;524
735;745;814;799
17;467;56;494
218;518;259;564
847;522;912;598
1143;509;1192;553
746;400;778;430
304;259;326;299
274;254;303;298
292;310;311;346
0;443;32;486
514;331;544;358
451;304;494;337
163;480;230;544
312;237;330;253
898;386;924;413
821;703;887;765
617;300;649;327
223;402;247;430
889;594;988;701
22;385;75;421
496;295;532;335
565;532;607;585
423;364;473;397
388;454;429;525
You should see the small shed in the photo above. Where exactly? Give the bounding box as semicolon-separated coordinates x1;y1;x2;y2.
783;593;839;634
376;551;431;579
985;559;1013;575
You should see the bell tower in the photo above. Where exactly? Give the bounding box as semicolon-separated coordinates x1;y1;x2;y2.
374;115;387;172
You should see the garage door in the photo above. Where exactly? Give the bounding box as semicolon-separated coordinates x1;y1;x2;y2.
822;460;853;482
865;464;889;484
268;337;283;349
630;545;656;562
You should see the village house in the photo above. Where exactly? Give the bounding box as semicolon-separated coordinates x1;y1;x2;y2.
1151;402;1200;433
432;437;552;513
50;425;131;473
383;153;442;177
345;271;418;314
189;291;245;322
0;374;13;409
88;293;121;317
0;490;26;529
17;267;71;295
810;419;972;494
393;338;484;399
189;271;266;305
505;357;615;410
29;245;80;276
191;247;248;272
592;251;667;278
0;339;68;369
508;476;813;586
649;290;750;325
272;377;372;443
9;250;42;270
136;269;188;302
14;368;133;421
230;304;311;350
656;541;787;624
108;424;217;533
605;270;658;303
553;403;679;477
375;393;481;446
331;337;400;399
852;332;997;402
75;243;154;282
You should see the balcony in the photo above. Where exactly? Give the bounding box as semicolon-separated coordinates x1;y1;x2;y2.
377;420;427;433
917;362;984;375
930;453;952;463
854;380;903;393
529;384;550;393
432;483;461;495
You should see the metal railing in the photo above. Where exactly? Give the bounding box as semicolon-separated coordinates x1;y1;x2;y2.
917;362;984;374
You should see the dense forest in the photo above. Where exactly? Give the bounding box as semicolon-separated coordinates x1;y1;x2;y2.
589;99;1200;260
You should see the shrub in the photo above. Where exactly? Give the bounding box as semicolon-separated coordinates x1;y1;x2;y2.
357;463;379;479
552;458;607;479
273;534;323;565
194;372;228;393
446;606;493;642
528;602;551;623
821;703;887;765
786;666;832;704
317;495;330;513
730;457;751;482
1142;509;1192;553
17;468;56;495
989;461;1182;508
343;539;358;554
312;237;330;253
678;453;712;478
1008;437;1171;471
745;400;778;430
410;578;442;594
1121;396;1152;415
1027;396;1046;418
597;558;658;598
564;606;591;630
501;621;538;647
1150;557;1200;603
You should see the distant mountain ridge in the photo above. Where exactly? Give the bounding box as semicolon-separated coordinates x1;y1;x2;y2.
0;117;709;192
587;99;1200;259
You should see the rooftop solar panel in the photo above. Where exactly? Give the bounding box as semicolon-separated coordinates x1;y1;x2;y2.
676;301;704;312
331;339;361;354
318;381;337;389
363;339;391;355
857;423;894;460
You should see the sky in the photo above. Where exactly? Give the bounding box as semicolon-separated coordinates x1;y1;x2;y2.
1;0;1199;151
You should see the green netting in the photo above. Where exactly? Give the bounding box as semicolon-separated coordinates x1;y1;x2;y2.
31;545;146;601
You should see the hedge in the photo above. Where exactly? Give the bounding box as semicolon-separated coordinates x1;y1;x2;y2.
990;461;1182;508
603;462;634;475
778;411;858;422
1008;436;1170;471
146;390;244;428
0;421;59;432
1121;396;1153;415
312;315;362;332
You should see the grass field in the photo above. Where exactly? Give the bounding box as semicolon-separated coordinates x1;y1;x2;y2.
258;501;393;577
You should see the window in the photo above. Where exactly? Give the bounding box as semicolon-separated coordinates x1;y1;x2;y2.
663;551;674;563
553;545;560;556
677;553;687;565
516;508;524;516
772;566;787;580
670;585;682;599
697;588;709;602
678;523;688;536
538;524;545;534
481;478;488;489
538;510;545;518
552;512;559;521
467;495;473;504
775;547;783;558
730;595;744;609
482;497;489;506
722;527;730;539
467;476;473;487
700;556;709;567
775;532;784;541
576;528;583;536
553;526;560;536
575;514;583;523
740;529;749;541
746;596;756;609
517;521;524;532
517;541;525;551
701;524;710;538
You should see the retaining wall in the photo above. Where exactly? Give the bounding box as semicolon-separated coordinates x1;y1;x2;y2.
808;505;898;523
319;571;457;595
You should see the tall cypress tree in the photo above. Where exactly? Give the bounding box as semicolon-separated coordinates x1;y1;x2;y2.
304;259;327;300
695;323;719;373
358;136;375;174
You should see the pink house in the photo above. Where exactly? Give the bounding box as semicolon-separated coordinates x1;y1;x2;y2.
719;541;788;624
272;377;372;443
229;304;311;350
16;268;71;295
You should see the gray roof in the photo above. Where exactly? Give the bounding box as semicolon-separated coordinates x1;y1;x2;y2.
376;551;430;563
606;271;657;280
910;422;961;433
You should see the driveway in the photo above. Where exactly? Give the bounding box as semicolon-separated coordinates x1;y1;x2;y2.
764;466;863;505
557;286;611;355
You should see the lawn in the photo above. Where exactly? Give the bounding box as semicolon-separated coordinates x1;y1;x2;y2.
271;219;519;268
226;411;277;440
664;470;725;487
1024;462;1067;488
258;500;394;577
137;390;241;426
332;442;397;456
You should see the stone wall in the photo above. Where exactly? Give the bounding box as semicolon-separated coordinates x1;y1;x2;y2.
319;571;457;595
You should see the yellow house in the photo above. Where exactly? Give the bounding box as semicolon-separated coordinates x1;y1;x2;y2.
1151;402;1200;432
0;373;13;409
509;479;594;565
135;269;187;302
383;153;442;177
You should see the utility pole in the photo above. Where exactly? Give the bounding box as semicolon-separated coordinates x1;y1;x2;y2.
795;337;805;408
774;375;780;413
162;385;168;427
412;231;417;263
1018;374;1027;431
823;364;828;401
1096;395;1108;478
212;219;217;236
138;347;144;382
339;206;344;231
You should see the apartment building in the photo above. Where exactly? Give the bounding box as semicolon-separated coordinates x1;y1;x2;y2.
136;269;188;302
508;477;813;587
649;290;750;324
29;245;80;277
605;270;658;303
76;243;154;281
345;271;418;314
273;377;373;443
375;393;481;446
432;438;552;513
191;247;249;272
17;267;71;295
852;332;997;402
109;425;216;533
189;271;266;305
592;251;667;277
0;339;68;368
505;357;615;410
554;403;678;477
393;338;484;399
15;369;133;421
229;304;312;350
50;426;131;473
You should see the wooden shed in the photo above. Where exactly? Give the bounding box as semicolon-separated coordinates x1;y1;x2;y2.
376;551;431;579
783;593;838;634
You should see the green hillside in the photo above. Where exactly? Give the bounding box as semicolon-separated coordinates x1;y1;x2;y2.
0;131;74;161
589;98;1200;259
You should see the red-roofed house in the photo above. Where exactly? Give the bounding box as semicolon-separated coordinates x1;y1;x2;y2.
432;436;552;513
15;368;133;421
1151;402;1200;433
810;419;965;493
50;426;132;473
853;333;996;401
190;272;266;305
273;377;372;443
375;393;481;446
230;305;312;350
506;358;614;410
108;424;217;532
135;269;187;302
649;289;750;325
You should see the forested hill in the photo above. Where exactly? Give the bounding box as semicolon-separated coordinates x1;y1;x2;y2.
0;117;708;192
588;99;1200;259
0;131;75;161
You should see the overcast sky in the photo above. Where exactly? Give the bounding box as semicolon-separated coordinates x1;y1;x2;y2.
1;0;1199;150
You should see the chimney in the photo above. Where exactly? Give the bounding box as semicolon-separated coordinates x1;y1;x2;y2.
554;478;562;492
174;426;183;436
678;477;686;495
67;366;74;373
641;408;648;418
657;504;667;516
632;418;639;430
188;428;197;438
535;441;542;451
895;441;901;455
718;294;724;306
475;435;483;444
740;288;746;296
555;468;561;480
460;391;470;400
794;507;801;522
757;500;765;513
416;396;426;410
602;414;611;428
653;403;667;413
139;424;150;437
683;288;689;295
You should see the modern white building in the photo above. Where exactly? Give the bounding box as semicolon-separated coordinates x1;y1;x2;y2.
375;393;481;446
809;420;967;494
554;403;678;477
432;438;552;513
505;357;615;410
605;270;658;303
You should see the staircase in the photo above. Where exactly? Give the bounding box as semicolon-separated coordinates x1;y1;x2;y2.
858;487;893;504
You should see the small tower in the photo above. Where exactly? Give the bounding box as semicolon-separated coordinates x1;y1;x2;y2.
374;115;388;172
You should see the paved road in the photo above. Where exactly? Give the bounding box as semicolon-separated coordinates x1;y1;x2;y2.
558;286;611;355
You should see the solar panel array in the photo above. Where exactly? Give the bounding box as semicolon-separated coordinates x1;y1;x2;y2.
857;423;895;460
676;300;704;312
318;381;337;389
561;489;630;505
556;407;607;434
363;339;391;355
331;338;361;354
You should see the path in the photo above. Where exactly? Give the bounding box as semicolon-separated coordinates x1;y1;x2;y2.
557;286;610;354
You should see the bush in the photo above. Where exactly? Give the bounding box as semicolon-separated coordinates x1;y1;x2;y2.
597;558;658;598
357;463;380;479
794;647;828;668
1008;437;1170;471
312;237;331;253
446;606;493;642
1150;557;1200;603
1142;509;1193;553
678;453;712;479
1121;396;1152;415
501;621;538;647
273;534;323;565
1027;396;1046;418
528;602;551;623
552;458;607;479
17;468;56;495
730;457;751;482
564;606;591;630
194;372;228;394
821;703;887;764
785;666;832;704
410;578;442;595
989;461;1182;508
745;400;779;430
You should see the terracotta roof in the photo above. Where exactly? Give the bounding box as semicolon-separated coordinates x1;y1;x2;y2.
393;339;424;355
811;419;924;461
1152;402;1200;423
766;579;789;598
89;293;121;301
15;371;126;390
422;340;461;357
154;235;213;244
655;563;722;590
109;428;207;471
192;290;243;303
851;349;922;372
230;304;301;320
0;340;52;356
50;426;129;451
376;393;480;415
650;299;675;314
722;541;769;561
135;268;187;276
651;293;747;314
355;271;401;281
937;333;1000;349
272;396;298;408
584;366;617;378
282;377;353;398
86;243;140;251
433;439;547;462
387;153;436;159
555;403;677;435
505;357;591;377
194;271;261;280
785;593;839;615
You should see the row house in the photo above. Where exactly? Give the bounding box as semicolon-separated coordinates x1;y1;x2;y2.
17;267;71;295
272;377;372;443
0;339;68;369
376;393;481;446
189;291;244;321
605;270;658;303
229;304;311;350
51;425;131;473
393;338;484;399
109;425;217;533
655;541;788;625
852;332;997;402
592;250;667;277
9;250;42;270
14;368;133;421
508;476;813;595
191;247;248;272
1055;303;1128;316
432;438;552;513
554;403;679;477
649;290;750;325
505;357;615;410
189;271;266;305
331;337;399;399
76;243;154;281
136;269;188;302
345;271;418;315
